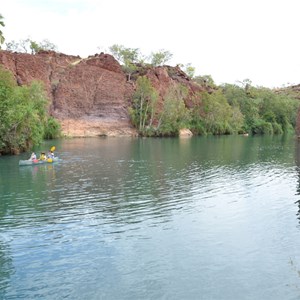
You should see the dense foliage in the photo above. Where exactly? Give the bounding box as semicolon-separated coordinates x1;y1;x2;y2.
221;82;299;135
0;67;61;154
130;76;300;137
158;86;190;136
129;77;191;136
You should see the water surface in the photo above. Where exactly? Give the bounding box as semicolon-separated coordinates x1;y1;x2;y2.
1;135;300;299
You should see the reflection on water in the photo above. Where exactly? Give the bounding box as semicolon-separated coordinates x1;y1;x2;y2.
1;135;300;299
294;140;300;221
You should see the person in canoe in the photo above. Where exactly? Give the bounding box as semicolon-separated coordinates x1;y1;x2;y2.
28;152;37;161
47;150;54;159
47;146;56;159
39;152;47;161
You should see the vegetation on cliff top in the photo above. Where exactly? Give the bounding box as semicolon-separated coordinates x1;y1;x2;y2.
6;38;57;54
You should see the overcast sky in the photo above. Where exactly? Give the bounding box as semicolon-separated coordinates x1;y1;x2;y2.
2;0;300;88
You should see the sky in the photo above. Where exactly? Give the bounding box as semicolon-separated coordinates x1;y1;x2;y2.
1;0;300;88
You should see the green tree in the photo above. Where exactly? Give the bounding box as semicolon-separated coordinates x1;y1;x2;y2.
44;116;61;139
222;82;299;134
157;85;190;135
109;44;141;80
0;14;5;48
255;87;299;133
29;40;41;54
0;66;61;154
188;93;207;135
201;90;238;135
149;49;173;66
183;63;195;79
129;76;158;135
194;75;216;88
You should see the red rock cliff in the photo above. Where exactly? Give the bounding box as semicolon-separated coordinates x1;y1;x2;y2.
0;50;204;137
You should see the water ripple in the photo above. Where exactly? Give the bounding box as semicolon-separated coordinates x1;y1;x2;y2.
1;136;300;299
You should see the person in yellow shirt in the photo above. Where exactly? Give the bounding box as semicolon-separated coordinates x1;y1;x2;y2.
39;152;47;160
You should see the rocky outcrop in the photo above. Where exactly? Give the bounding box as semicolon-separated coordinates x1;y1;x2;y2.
0;50;136;136
144;66;204;104
179;128;193;137
0;50;204;137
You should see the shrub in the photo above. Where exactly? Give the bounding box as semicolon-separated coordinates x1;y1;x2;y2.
0;67;61;154
252;119;273;134
44;116;61;139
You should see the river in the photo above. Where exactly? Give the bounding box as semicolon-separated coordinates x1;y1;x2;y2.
1;135;300;299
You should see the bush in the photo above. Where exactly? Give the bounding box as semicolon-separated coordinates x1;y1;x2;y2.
272;122;283;134
189;120;207;135
157;86;190;136
0;66;61;154
44;116;61;139
251;119;273;134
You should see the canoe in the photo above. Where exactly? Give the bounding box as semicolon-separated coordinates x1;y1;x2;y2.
19;157;60;166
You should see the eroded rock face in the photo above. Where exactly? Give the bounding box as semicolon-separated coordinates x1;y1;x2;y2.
144;65;205;108
0;50;204;137
0;50;136;136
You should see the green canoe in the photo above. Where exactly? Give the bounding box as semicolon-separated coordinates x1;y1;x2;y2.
19;157;61;166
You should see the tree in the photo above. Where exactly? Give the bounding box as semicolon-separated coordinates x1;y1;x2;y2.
38;39;57;52
6;38;57;54
221;82;300;134
149;49;173;66
158;85;190;135
189;93;206;134
6;39;27;52
109;44;141;80
0;66;61;154
29;40;41;54
183;63;195;79
200;90;239;135
0;14;5;48
194;75;216;87
129;76;158;135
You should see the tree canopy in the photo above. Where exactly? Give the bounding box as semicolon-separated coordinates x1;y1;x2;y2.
149;49;173;67
0;14;5;48
108;44;142;80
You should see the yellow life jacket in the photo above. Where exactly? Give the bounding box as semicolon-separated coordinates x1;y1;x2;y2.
40;154;46;160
